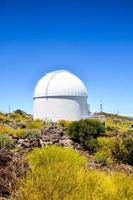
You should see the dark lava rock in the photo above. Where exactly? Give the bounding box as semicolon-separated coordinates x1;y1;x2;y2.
0;149;28;198
0;150;13;167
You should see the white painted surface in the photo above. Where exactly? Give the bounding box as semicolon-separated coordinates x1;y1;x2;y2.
33;70;89;121
34;70;88;97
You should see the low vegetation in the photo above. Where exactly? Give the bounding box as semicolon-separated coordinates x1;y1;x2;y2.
11;146;133;200
105;117;132;134
67;119;105;151
0;111;44;143
22;129;42;140
0;134;14;149
0;110;133;199
25;119;44;129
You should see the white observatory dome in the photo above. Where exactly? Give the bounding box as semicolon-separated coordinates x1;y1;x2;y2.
33;70;89;121
34;70;88;98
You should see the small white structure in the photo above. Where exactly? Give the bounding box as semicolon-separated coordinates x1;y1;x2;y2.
33;70;88;121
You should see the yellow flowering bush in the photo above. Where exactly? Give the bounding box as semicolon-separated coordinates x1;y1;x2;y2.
11;146;133;200
105;117;130;133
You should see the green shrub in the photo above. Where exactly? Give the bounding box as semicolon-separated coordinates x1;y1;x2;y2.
94;137;117;165
105;117;130;133
67;119;105;151
122;136;133;165
57;120;72;128
0;125;16;135
14;109;29;117
26;119;43;129
6;111;32;123
11;146;133;200
0;114;5;121
23;129;42;140
94;136;133;165
86;138;99;152
0;134;14;149
8;112;24;122
0;125;27;138
112;136;133;165
14;129;26;138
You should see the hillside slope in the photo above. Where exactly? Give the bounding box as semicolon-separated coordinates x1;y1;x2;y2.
0;110;133;199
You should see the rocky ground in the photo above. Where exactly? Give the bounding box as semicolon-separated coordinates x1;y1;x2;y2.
0;149;28;198
12;123;75;149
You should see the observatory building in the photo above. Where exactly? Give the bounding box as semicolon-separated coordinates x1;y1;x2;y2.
33;70;89;121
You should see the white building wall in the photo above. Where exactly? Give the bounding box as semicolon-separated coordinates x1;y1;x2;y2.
33;96;88;121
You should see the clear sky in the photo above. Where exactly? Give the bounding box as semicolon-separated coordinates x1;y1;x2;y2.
0;0;133;114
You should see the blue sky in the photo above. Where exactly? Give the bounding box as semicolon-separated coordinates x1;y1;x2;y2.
0;0;133;114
